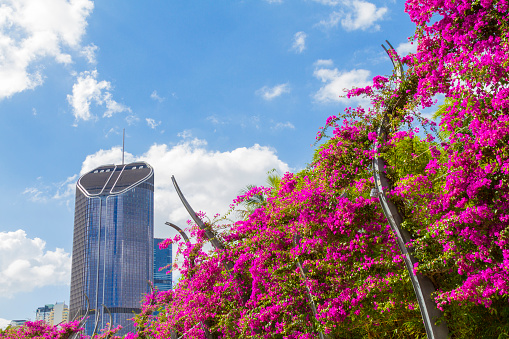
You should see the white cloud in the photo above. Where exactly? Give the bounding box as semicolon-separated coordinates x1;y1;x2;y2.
146;118;162;129
150;90;165;102
80;43;98;64
23;187;46;202
314;59;334;67
80;147;133;175
315;0;387;31
313;61;371;103
126;114;140;126
341;1;387;31
272;121;295;130
396;41;417;56
206;115;221;125
0;0;94;99
177;129;193;139
0;318;10;329
23;175;77;203
55;53;72;64
256;83;290;100
67;70;131;122
265;0;283;3
292;31;307;53
104;126;121;138
53;175;77;200
0;230;71;298
318;11;342;29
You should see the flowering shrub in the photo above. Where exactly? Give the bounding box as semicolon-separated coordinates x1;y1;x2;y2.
0;320;83;339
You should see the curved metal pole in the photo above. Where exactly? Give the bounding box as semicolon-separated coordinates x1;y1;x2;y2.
69;294;91;339
293;234;328;339
102;304;113;337
91;307;101;338
372;41;448;338
164;222;212;339
165;222;192;244
171;176;225;251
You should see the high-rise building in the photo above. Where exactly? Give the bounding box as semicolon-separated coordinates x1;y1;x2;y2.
154;238;172;292
35;304;54;323
69;162;154;336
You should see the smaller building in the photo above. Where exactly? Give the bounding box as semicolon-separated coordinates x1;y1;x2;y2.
154;238;172;292
9;320;27;327
49;302;69;325
35;304;54;323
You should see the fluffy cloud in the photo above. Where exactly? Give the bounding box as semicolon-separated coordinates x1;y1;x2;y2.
150;90;165;102
80;146;134;175
396;41;417;56
292;31;307;53
318;11;342;29
146;118;162;129
80;43;98;64
314;59;334;67
0;230;71;298
256;83;290;100
67;70;131;122
79;139;291;232
313;60;371;103
342;1;387;31
272;121;295;130
126;115;140;126
0;0;94;99
316;0;387;31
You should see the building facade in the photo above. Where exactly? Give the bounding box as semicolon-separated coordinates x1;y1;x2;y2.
9;320;27;327
154;238;172;292
49;302;69;325
35;304;54;323
69;162;154;336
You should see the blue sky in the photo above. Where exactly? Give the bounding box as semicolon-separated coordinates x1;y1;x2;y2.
0;0;417;326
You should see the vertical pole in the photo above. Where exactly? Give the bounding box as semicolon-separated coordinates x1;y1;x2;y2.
373;41;449;338
122;128;125;165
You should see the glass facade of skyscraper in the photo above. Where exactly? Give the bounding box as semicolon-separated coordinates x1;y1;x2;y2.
69;162;154;336
154;238;172;292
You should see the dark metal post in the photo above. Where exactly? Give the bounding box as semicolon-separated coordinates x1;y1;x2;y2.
164;221;213;339
293;234;329;339
69;294;91;339
372;41;448;338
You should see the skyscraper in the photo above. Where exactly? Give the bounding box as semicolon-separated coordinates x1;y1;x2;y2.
153;238;172;292
70;162;154;336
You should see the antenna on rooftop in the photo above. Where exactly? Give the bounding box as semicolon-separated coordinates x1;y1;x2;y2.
122;128;125;165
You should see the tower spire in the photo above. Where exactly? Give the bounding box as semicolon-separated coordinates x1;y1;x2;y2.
122;128;125;165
